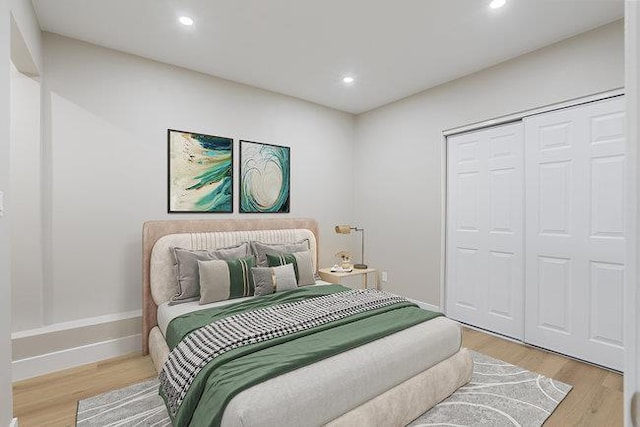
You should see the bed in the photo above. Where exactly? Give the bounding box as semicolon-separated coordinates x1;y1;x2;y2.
142;218;472;426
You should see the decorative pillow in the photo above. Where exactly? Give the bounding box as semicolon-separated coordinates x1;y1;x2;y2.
197;256;256;305
251;239;310;267
266;250;315;286
252;264;298;296
170;242;250;305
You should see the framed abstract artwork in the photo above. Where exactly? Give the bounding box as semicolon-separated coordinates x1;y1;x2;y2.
239;140;290;213
168;129;233;213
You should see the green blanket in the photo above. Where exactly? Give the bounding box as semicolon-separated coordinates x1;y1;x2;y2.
162;285;441;426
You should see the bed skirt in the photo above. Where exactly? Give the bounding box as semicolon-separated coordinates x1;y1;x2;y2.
327;348;472;426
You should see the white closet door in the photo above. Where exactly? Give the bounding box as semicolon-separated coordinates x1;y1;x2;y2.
446;122;524;340
525;97;625;370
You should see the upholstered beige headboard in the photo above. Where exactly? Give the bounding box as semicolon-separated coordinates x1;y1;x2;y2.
142;218;319;355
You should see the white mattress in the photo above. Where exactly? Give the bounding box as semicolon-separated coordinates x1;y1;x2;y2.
157;281;334;337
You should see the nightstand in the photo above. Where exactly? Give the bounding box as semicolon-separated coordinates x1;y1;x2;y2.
318;267;379;290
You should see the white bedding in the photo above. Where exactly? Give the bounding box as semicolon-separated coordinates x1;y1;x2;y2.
221;316;462;427
156;284;462;427
157;280;334;337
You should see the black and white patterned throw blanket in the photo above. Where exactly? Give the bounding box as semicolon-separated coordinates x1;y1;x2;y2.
159;289;410;417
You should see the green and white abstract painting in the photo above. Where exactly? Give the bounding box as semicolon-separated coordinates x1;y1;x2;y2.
240;140;290;213
168;129;233;213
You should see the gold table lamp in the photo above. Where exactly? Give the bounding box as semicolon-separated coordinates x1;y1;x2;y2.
335;225;367;269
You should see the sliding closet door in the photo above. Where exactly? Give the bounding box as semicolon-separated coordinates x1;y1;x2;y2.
446;122;524;340
524;97;625;370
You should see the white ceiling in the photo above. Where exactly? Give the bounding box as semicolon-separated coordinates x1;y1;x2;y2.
32;0;623;114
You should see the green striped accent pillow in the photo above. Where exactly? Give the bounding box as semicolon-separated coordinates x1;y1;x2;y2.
197;256;256;304
266;250;315;286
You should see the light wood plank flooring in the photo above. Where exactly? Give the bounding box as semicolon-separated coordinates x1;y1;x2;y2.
13;354;157;426
13;327;623;426
462;327;623;426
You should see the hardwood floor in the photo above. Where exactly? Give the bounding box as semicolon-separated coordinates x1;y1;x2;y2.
12;327;623;426
12;354;157;426
462;327;623;426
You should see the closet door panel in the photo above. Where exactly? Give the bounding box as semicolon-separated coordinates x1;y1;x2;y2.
582;98;626;369
589;261;624;350
525;108;587;361
590;155;625;261
447;132;486;326
485;125;524;335
538;161;572;236
446;122;524;340
536;255;573;334
525;97;625;370
487;250;516;319
453;248;483;312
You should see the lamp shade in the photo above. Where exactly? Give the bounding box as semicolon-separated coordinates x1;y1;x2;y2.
335;225;352;234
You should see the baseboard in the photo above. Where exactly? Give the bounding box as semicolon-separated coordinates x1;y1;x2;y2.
408;298;440;313
12;311;141;362
9;418;18;427
12;334;141;382
11;310;141;339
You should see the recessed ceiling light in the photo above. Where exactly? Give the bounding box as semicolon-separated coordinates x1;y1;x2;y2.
342;76;355;84
179;16;194;26
489;0;506;9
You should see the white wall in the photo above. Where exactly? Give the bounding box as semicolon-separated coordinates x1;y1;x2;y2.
10;61;42;332
9;17;627;382
1;0;13;422
37;33;355;328
353;20;624;306
9;0;41;75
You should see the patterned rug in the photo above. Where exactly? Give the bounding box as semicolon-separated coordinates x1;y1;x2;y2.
408;351;572;426
76;351;571;426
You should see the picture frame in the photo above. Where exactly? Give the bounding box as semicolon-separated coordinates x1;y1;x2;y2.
167;129;234;213
239;140;290;213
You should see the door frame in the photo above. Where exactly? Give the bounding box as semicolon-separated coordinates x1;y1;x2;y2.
624;2;639;425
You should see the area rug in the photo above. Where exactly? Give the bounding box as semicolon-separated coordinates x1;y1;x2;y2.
76;379;170;426
407;351;572;426
76;351;571;426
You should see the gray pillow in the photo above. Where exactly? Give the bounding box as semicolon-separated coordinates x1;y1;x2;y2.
170;242;251;305
252;264;298;297
251;239;310;267
266;250;316;287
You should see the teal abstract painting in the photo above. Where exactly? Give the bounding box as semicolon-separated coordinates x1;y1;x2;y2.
168;129;233;213
240;140;290;213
